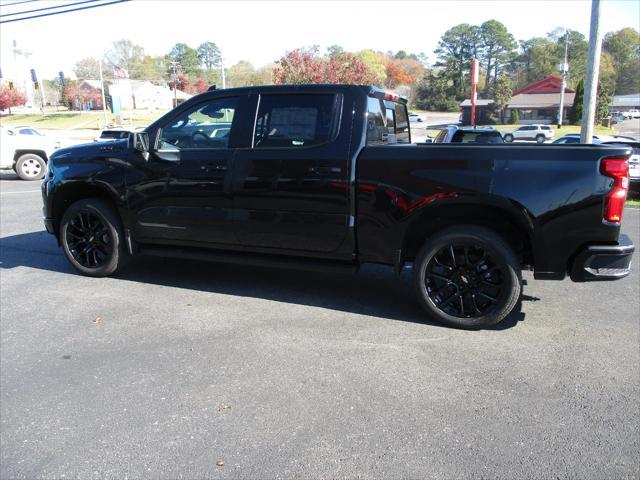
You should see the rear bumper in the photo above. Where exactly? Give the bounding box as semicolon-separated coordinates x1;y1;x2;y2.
570;234;635;282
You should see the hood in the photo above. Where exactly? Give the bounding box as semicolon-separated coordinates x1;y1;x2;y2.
50;139;130;162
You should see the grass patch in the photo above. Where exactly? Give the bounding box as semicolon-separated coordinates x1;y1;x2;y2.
0;109;168;130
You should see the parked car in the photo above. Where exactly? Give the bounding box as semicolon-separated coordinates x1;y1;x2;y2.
626;109;640;119
408;113;424;123
602;141;640;190
94;126;144;142
503;125;554;143
433;126;504;144
0;126;59;180
553;133;637;144
42;84;635;329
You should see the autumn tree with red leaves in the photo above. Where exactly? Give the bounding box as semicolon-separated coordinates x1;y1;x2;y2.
0;87;28;113
273;47;378;85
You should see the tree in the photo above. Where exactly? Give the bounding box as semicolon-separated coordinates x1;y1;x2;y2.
228;60;257;87
355;50;387;86
326;45;345;57
191;78;209;94
596;84;612;123
197;42;222;70
435;24;481;98
413;70;458;111
273;47;378;85
104;39;145;78
569;79;584;124
167;43;201;77
73;57;101;79
510;109;520;124
0;87;27;113
603;27;640;94
489;75;512;123
478;20;516;91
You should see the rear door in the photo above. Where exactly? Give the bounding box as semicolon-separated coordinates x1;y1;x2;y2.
232;92;351;254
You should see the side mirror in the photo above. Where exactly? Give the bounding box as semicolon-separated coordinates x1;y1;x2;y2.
132;132;150;153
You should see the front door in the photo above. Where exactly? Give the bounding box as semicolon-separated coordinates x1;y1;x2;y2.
232;92;352;255
128;94;252;248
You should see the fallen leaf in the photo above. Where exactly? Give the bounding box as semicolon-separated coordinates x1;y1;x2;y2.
218;404;231;411
216;460;224;467
93;317;102;325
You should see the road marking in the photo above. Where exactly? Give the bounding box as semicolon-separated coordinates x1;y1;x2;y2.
0;190;41;194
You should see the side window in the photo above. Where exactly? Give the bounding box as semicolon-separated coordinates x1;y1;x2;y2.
253;94;340;148
159;96;238;150
366;97;386;145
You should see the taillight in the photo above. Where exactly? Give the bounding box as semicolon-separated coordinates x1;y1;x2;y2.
600;157;629;223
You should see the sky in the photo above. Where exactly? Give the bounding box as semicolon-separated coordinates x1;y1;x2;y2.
1;0;639;80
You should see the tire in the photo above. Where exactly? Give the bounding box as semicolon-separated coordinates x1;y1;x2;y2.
536;134;545;143
413;225;522;329
504;134;514;143
15;154;46;180
60;198;129;277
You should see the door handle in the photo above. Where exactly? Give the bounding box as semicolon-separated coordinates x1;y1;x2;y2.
200;164;228;171
309;166;341;175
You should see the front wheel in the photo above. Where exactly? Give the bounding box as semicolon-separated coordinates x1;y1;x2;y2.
504;134;514;143
15;154;46;180
413;225;522;329
60;198;129;277
536;134;545;143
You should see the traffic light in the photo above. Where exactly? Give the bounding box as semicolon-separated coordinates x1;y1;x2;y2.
8;81;14;90
58;71;66;88
30;69;38;83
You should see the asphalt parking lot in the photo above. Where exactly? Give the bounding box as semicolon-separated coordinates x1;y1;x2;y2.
1;173;638;479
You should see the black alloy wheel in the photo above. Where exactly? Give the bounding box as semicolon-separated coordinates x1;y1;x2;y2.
60;198;128;277
65;210;113;269
425;243;504;318
413;225;521;329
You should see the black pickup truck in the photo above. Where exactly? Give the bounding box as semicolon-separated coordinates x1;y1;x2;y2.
42;84;635;329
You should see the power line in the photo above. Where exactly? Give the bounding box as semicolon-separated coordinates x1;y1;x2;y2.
0;0;41;7
1;0;105;18
0;0;129;23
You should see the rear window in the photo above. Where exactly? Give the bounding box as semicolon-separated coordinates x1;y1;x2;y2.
100;130;130;139
451;131;504;144
366;96;410;145
253;94;341;148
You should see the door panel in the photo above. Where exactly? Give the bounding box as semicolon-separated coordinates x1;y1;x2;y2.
232;93;352;254
128;95;252;247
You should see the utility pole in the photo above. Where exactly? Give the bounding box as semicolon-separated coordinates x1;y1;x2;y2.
580;0;602;143
98;59;108;127
220;55;226;89
557;29;569;128
170;60;179;107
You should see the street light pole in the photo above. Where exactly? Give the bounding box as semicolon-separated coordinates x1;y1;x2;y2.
220;55;226;89
580;0;602;143
98;59;108;127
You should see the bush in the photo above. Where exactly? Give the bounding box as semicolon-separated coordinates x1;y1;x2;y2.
510;109;520;124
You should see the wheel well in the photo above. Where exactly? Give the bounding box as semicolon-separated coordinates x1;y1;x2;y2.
14;150;48;164
51;184;116;236
403;205;534;267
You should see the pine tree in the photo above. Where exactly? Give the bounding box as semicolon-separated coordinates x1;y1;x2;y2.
569;79;584;125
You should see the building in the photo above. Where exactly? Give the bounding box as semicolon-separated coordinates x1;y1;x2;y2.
610;94;640;113
107;80;191;111
460;76;575;125
68;80;104;111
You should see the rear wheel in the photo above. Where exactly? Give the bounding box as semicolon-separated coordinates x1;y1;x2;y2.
504;134;514;143
536;134;545;143
15;154;46;180
413;225;521;329
60;198;129;277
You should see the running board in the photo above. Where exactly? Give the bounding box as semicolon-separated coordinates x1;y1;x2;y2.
139;246;359;274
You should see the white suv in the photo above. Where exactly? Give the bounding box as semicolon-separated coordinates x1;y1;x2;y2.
503;124;554;143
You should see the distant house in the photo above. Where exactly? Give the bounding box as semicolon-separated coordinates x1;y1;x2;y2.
69;80;104;111
460;76;575;125
108;80;192;111
610;93;640;112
